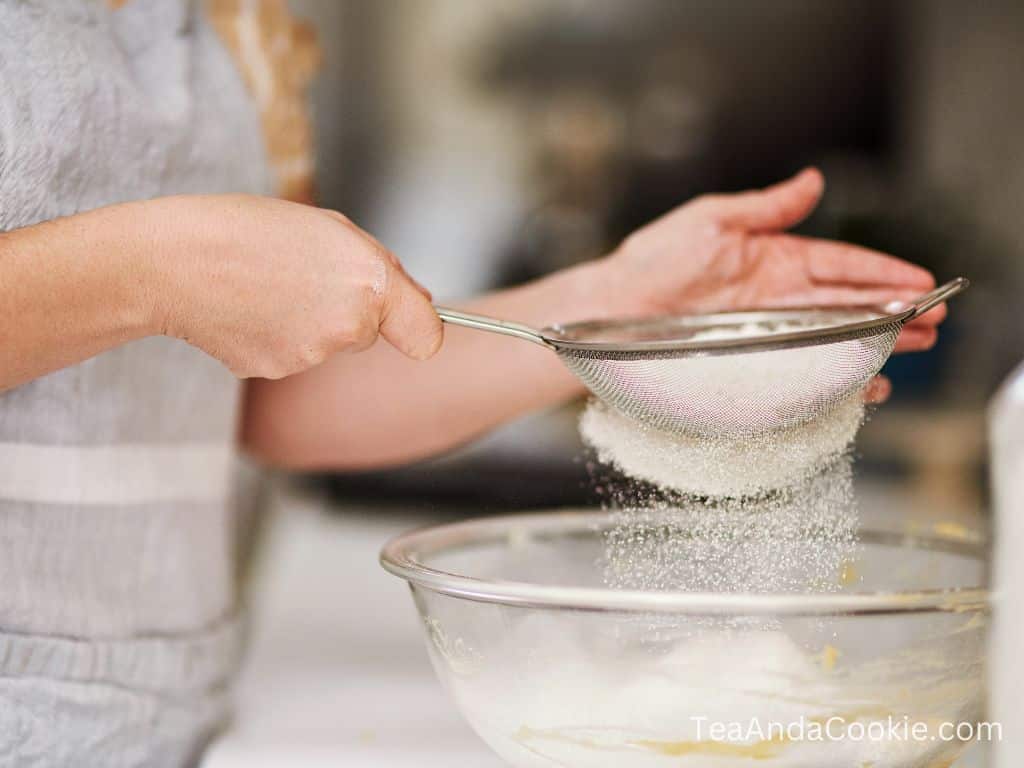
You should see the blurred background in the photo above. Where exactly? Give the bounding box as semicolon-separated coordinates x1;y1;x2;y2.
210;2;1021;764
286;0;1022;517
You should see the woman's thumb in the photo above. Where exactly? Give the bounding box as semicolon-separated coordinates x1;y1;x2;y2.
379;267;444;360
708;167;824;232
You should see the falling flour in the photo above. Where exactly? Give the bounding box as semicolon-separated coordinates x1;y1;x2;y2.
594;453;859;595
579;349;870;595
518;333;950;766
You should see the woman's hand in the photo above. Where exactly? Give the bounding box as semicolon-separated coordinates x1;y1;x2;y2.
600;168;943;353
139;195;442;379
240;171;948;469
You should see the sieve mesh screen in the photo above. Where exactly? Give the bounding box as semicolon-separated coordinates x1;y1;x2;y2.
555;317;901;438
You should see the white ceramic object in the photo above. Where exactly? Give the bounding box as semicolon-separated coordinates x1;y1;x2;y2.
990;363;1024;766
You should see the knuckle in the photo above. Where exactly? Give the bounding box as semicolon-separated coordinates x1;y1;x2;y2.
365;268;389;308
259;356;296;380
227;363;252;380
351;316;380;350
255;344;308;380
261;368;288;381
348;336;376;354
618;230;642;255
377;243;399;269
332;315;378;352
372;243;395;280
300;343;328;368
350;246;391;304
321;208;353;226
222;350;257;380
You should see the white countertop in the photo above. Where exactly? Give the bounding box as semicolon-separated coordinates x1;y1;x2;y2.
202;485;502;767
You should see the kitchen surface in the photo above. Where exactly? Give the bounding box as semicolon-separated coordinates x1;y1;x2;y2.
202;477;991;767
202;483;505;767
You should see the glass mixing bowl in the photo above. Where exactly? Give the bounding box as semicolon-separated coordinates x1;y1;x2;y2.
381;510;989;768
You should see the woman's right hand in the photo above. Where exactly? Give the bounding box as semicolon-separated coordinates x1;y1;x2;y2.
135;195;443;379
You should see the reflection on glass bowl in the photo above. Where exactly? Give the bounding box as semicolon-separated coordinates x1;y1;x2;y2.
381;510;988;768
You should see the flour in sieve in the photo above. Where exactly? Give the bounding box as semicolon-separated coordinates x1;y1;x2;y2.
581;395;865;498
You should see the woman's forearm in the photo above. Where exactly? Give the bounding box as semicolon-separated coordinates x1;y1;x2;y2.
240;170;947;472
0;207;154;392
2;201;616;464
0;195;445;393
240;259;628;470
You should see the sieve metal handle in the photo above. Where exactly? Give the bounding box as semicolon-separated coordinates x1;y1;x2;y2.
435;306;553;348
907;276;970;320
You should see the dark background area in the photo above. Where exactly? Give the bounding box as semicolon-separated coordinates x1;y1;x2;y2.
287;0;1022;515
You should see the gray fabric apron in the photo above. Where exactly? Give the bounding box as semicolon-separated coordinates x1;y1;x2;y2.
0;1;272;765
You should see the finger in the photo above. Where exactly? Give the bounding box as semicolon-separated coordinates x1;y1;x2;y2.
360;229;434;301
379;265;444;360
894;325;938;353
863;375;891;404
322;207;434;301
382;250;433;300
704;167;824;232
903;303;947;327
753;285;934;309
785;236;936;290
782;291;950;338
384;251;433;300
749;287;942;352
404;270;434;301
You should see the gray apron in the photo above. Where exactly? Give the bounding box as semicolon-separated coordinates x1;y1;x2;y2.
0;1;273;765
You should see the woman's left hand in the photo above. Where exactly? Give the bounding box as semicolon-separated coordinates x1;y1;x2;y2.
599;167;943;354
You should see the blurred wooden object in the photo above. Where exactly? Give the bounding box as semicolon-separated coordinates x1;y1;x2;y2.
858;405;986;517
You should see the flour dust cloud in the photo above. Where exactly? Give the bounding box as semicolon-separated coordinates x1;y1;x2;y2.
581;396;866;596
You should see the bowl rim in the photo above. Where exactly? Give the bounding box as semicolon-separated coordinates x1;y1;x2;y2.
380;509;989;617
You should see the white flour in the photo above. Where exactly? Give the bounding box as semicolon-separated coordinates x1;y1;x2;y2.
581;396;865;498
580;318;871;595
494;335;968;766
450;612;977;768
591;313;884;441
598;456;859;595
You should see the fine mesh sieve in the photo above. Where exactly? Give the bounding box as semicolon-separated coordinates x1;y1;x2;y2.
436;277;968;438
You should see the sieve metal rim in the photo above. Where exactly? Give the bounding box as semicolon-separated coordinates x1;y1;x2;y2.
541;305;915;359
380;510;989;618
435;277;965;360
